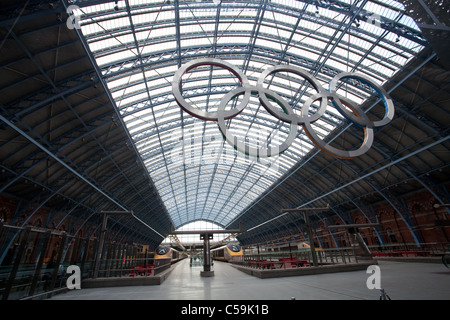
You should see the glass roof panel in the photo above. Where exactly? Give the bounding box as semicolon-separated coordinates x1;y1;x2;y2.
76;0;425;229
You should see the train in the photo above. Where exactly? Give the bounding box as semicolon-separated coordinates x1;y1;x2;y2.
128;246;186;276
211;243;244;262
154;246;187;263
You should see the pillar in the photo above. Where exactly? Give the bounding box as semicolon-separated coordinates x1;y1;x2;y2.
200;233;214;277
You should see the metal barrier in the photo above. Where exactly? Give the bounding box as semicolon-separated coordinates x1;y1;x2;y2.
231;248;361;270
369;242;449;257
0;224;159;300
94;257;172;278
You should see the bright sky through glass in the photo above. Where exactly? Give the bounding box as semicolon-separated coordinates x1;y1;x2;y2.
162;220;235;245
77;0;424;230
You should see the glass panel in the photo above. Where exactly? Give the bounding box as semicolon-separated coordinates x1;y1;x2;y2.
77;0;425;229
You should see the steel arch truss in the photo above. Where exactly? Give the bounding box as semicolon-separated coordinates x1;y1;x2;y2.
1;0;449;250
64;0;438;232
0;2;172;250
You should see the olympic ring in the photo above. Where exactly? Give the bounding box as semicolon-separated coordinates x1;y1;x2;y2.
328;72;395;129
217;87;299;158
172;58;395;159
172;58;250;121
301;94;375;159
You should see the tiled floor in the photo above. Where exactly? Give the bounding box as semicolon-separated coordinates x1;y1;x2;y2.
49;258;450;300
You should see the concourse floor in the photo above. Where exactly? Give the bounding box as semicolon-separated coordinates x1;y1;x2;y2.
49;259;450;300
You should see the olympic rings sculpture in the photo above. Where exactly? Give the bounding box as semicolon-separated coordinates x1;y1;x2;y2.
172;58;395;159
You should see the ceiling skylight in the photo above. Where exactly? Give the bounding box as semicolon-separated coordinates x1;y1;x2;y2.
74;0;425;229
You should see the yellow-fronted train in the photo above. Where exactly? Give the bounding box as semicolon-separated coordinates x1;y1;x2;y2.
211;243;243;262
154;246;186;263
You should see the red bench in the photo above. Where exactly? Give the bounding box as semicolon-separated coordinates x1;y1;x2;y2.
278;258;309;268
246;259;275;269
128;264;155;276
372;250;431;258
259;259;275;269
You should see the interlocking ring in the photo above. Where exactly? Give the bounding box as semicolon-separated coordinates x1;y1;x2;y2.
217;87;298;158
302;93;375;159
172;58;250;121
329;72;395;128
172;58;395;159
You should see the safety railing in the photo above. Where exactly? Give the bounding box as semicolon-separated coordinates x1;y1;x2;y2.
368;242;448;257
231;248;361;270
93;257;172;278
0;224;164;300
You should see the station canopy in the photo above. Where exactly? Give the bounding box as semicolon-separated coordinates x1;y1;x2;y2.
71;0;425;233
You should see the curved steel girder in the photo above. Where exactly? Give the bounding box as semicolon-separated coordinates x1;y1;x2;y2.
239;209;335;248
71;0;418;41
236;175;340;245
157;164;269;195
0;110;129;198
84;7;413;60
2;71;97;120
103;47;391;112
93;36;397;84
131;118;339;157
79;0;424;62
134;115;348;228
2;0;440;248
1;125;163;221
158;183;266;214
100;42;383;90
160;186;258;209
0;190;160;264
154;157;274;184
46;179;164;245
236;156;414;246
0;98;116;166
235;132;446;246
0;161;111;235
233;118;448;245
173;218;232;231
169;206;248;228
1;81;170;221
77;1;442;245
227;52;444;222
0;92;171;240
119;88;344;141
161;165;273;189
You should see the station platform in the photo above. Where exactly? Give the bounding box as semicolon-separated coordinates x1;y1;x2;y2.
48;258;450;300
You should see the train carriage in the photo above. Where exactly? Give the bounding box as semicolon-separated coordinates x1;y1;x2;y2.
154;246;186;263
211;243;243;262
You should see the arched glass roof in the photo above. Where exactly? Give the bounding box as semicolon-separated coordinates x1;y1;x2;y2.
71;0;426;229
162;220;236;245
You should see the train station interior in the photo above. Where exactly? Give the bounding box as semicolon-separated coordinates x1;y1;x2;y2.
0;0;449;305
